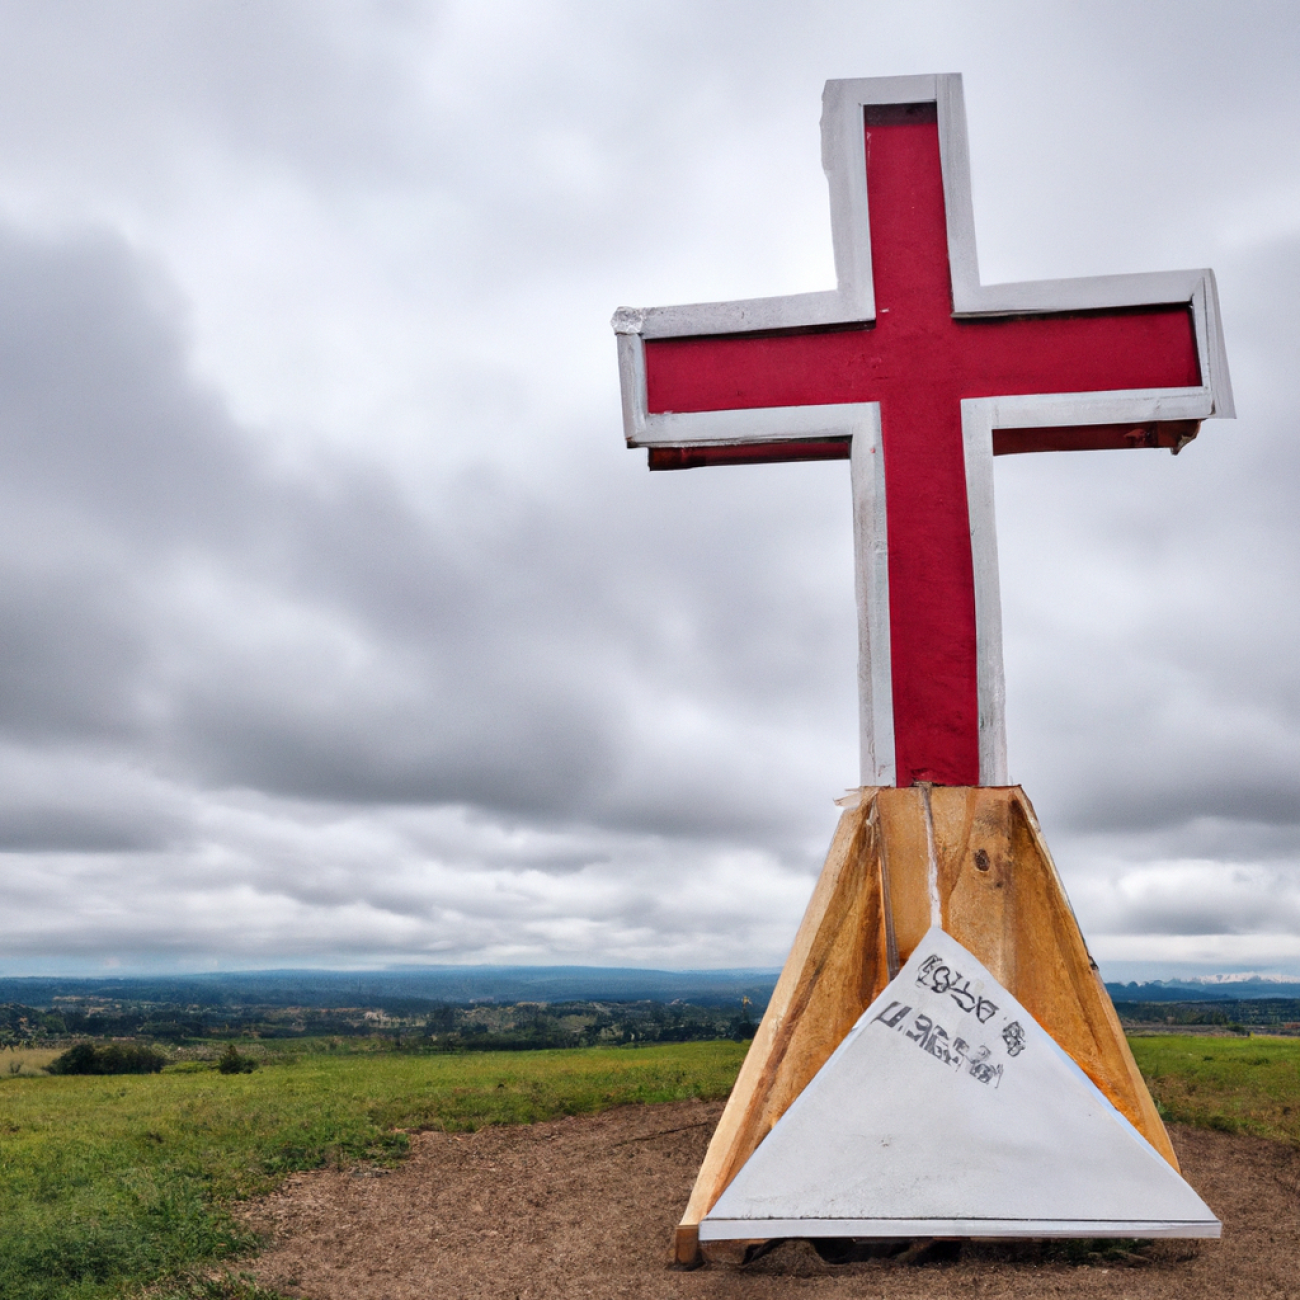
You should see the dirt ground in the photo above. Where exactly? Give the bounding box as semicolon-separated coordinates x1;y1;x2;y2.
241;1099;1300;1299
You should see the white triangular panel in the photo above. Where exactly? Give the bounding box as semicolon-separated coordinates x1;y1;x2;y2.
702;927;1219;1240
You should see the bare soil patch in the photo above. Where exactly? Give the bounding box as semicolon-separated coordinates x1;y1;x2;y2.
241;1101;1300;1298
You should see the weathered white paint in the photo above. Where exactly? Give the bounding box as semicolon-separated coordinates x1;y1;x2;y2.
612;73;1235;788
959;400;1007;785
629;399;870;449
849;408;895;787
700;927;1220;1241
920;785;941;926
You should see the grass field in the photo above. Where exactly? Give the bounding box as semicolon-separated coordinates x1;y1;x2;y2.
1129;1033;1300;1142
3;1032;1299;1300
0;1039;748;1300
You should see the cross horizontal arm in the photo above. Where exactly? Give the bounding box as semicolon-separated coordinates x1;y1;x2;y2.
614;73;1232;451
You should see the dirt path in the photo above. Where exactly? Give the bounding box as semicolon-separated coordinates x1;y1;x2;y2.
241;1099;1300;1298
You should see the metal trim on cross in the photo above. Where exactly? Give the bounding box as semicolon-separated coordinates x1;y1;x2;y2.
611;72;1234;790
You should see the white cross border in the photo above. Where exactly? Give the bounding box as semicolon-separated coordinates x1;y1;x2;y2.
611;73;1234;788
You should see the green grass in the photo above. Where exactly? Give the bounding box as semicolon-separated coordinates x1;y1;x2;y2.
0;1040;747;1300
1130;1033;1300;1141
9;1030;1297;1299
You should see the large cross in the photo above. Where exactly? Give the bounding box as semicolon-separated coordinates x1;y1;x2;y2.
613;73;1233;788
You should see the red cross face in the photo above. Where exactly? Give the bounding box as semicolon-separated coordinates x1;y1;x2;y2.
613;75;1232;790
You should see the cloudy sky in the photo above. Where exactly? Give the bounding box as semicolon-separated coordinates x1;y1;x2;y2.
0;1;1296;977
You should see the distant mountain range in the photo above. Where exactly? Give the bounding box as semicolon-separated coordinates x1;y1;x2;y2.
7;964;1300;1015
1106;977;1300;1002
0;965;781;1012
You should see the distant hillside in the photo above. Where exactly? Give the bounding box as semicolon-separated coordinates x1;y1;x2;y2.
0;965;779;1013
1109;997;1300;1032
1107;979;1300;1002
18;968;1300;1019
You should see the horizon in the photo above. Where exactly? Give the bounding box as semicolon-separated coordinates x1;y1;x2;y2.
3;957;1300;987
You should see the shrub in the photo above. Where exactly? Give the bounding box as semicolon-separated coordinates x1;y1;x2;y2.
48;1042;166;1075
217;1044;257;1075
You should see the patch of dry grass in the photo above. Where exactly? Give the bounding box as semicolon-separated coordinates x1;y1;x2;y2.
1;1045;59;1076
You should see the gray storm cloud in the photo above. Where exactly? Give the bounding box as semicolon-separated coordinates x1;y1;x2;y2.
0;0;1295;974
0;223;851;834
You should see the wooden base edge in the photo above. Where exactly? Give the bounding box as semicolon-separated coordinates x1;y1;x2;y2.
670;1223;701;1268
